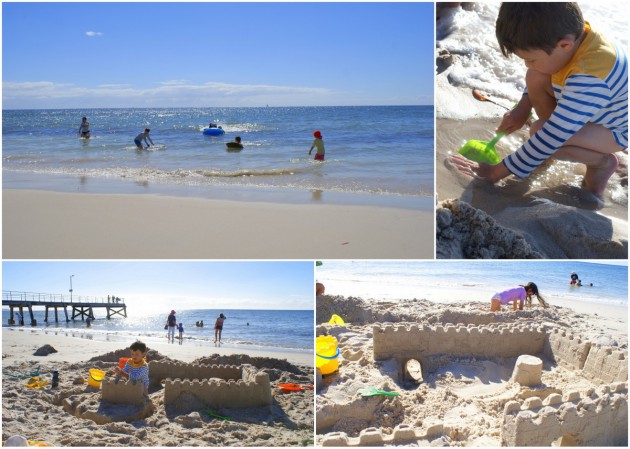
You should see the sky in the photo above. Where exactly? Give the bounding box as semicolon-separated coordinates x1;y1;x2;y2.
2;261;314;313
2;2;435;109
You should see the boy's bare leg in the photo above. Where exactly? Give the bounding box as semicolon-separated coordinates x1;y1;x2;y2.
538;122;623;197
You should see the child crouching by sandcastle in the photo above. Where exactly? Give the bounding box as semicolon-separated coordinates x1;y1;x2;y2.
114;341;149;394
490;282;548;311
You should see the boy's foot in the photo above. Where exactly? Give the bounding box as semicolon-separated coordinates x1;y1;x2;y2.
583;154;618;198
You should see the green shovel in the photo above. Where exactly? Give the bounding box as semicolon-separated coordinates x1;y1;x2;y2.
357;387;399;398
458;130;505;165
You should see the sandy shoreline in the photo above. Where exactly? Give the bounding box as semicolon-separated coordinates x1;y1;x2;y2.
3;189;433;259
315;295;628;446
2;329;312;366
2;329;314;446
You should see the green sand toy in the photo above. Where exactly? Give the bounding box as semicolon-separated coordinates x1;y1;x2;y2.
357;387;399;398
458;131;505;165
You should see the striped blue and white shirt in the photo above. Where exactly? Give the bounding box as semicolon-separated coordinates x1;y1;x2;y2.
503;23;628;179
123;359;149;389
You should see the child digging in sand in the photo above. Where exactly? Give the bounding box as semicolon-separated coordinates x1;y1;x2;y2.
490;282;548;311
114;341;149;395
452;3;627;199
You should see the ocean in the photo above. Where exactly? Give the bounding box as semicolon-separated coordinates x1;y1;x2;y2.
2;106;433;206
1;308;313;353
318;260;628;307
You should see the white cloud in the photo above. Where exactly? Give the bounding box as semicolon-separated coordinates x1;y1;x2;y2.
85;31;103;37
2;80;338;108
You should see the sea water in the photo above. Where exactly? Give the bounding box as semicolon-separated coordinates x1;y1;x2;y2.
2;308;313;353
437;1;629;121
318;260;628;307
2;106;433;206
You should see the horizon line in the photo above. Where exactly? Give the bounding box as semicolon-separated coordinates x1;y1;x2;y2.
2;104;434;111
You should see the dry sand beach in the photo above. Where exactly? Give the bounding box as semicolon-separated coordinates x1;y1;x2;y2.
315;295;628;446
435;3;628;259
2;189;432;259
2;330;314;446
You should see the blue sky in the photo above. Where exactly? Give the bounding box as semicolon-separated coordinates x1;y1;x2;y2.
2;261;314;312
3;2;434;108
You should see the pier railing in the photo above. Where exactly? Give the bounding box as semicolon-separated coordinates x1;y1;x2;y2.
2;290;125;305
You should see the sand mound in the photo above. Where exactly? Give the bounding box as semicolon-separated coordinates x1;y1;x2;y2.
88;348;171;364
437;199;543;259
317;295;430;326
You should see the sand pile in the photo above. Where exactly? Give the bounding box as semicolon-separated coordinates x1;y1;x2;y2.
437;199;543;259
2;349;313;447
315;295;627;446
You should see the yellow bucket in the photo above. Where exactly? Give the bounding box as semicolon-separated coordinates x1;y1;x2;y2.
88;369;105;388
316;335;340;375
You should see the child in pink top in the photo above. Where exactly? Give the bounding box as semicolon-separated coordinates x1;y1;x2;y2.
490;282;547;311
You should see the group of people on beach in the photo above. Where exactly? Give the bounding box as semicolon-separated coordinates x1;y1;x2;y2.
164;310;227;344
78;116;327;160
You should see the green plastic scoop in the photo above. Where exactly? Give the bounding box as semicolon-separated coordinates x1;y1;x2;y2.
357;387;399;398
458;131;505;165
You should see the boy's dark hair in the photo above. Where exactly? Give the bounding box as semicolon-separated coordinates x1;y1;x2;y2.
496;3;584;56
130;341;147;353
145;128;150;132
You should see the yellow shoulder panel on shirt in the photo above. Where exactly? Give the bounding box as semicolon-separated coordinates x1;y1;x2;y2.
552;22;617;87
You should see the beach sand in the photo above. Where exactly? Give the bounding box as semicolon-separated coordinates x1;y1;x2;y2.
436;59;628;259
3;189;433;259
315;294;628;446
2;330;314;446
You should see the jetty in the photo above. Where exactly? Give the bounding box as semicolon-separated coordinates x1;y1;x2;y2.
2;291;127;326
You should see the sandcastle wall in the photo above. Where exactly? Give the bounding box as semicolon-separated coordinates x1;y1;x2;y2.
373;323;546;362
101;378;145;405
148;360;242;386
501;382;628;446
150;361;272;409
582;344;628;383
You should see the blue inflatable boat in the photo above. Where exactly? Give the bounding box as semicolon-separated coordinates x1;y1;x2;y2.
203;127;225;136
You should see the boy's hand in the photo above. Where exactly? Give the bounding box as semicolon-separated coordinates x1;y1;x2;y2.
449;154;510;183
497;105;531;135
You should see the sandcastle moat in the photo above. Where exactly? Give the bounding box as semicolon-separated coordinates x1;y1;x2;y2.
315;304;628;447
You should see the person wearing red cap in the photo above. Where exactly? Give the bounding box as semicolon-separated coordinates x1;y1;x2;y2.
165;310;177;342
308;130;325;161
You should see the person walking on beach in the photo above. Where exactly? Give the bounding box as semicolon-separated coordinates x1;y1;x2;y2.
114;341;150;395
77;117;91;139
134;128;154;149
309;130;325;161
490;282;548;311
178;322;184;342
165;310;177;342
451;3;627;199
214;313;226;343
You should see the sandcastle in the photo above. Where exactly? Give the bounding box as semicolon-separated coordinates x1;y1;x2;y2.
101;360;272;413
318;323;628;447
